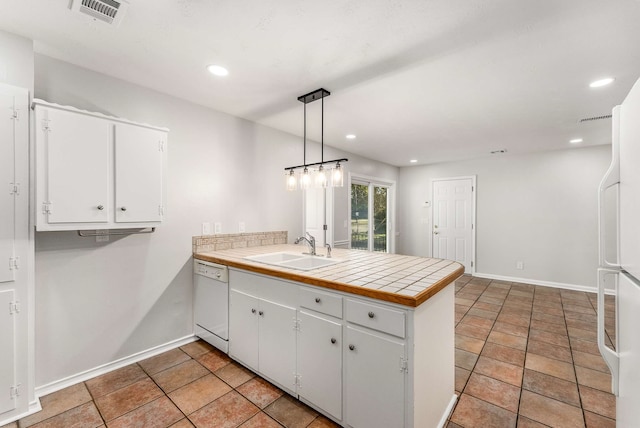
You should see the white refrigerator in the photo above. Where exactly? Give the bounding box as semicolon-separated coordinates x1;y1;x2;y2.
598;76;640;425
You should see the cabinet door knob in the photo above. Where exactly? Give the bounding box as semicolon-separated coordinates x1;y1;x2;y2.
120;207;127;211
97;205;104;210
331;338;337;344
349;344;355;351
259;311;264;316
251;308;256;314
368;311;375;319
315;297;321;303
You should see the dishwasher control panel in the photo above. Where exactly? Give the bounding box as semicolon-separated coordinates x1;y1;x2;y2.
194;260;228;282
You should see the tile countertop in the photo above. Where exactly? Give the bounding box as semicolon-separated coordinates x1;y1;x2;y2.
193;244;464;308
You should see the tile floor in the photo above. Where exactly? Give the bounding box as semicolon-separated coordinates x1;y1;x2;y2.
1;274;616;428
448;275;616;428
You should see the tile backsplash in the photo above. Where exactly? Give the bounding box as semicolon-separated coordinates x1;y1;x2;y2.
193;231;288;253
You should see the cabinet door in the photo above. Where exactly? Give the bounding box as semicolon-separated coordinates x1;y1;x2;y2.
229;290;259;370
0;289;16;414
114;123;165;223
259;299;297;393
0;89;16;283
345;326;405;428
43;108;111;224
298;311;342;420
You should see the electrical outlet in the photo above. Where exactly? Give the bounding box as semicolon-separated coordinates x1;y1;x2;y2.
516;261;524;270
214;222;222;234
202;222;212;235
238;222;246;233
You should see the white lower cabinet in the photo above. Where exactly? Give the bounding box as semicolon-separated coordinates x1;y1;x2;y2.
345;326;406;428
226;267;455;428
229;288;297;394
258;299;297;393
297;310;343;420
229;290;260;370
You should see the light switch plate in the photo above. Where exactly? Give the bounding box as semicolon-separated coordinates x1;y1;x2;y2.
239;222;246;233
214;222;222;234
202;222;212;235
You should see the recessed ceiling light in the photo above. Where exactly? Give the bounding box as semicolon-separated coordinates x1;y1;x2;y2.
409;159;418;163
346;134;356;140
589;78;614;88
207;65;229;77
570;138;583;144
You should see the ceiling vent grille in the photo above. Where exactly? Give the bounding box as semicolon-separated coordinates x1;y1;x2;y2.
69;0;129;26
579;114;612;123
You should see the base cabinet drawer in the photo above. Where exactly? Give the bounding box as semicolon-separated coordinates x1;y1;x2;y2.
346;299;406;338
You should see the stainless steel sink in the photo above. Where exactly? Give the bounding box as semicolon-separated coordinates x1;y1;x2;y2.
244;252;341;271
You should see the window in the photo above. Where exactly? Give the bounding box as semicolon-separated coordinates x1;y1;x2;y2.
350;178;393;252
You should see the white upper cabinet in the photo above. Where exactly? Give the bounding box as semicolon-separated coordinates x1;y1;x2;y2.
38;107;111;225
114;123;165;223
33;100;168;231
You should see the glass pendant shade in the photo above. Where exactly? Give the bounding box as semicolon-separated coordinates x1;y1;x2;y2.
315;165;329;188
331;162;344;187
286;170;297;191
300;167;311;190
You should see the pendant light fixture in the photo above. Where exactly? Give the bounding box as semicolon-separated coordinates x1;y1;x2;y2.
285;88;348;191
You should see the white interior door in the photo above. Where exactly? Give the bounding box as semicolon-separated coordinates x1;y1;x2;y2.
0;88;16;283
304;187;333;247
114;123;164;223
432;178;474;272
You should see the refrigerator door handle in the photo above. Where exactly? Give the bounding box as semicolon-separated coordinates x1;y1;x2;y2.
597;268;619;395
597;105;621;268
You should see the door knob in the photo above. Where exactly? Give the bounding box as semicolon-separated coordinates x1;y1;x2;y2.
349;344;355;351
331;338;337;344
97;205;104;210
120;207;127;211
433;231;439;235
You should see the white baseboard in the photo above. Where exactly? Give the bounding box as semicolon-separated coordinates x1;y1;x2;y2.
473;272;617;295
35;334;197;398
438;394;458;428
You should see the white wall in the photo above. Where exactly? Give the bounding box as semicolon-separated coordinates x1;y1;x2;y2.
397;145;611;289
0;30;33;92
33;54;398;388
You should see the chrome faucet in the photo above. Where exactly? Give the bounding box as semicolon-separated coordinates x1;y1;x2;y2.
295;232;316;255
325;243;332;258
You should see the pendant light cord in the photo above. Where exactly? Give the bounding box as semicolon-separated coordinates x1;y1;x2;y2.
321;94;324;163
303;102;307;166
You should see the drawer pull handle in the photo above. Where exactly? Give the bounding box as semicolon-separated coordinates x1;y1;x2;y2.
315;297;321;303
368;311;375;319
349;344;355;351
259;311;264;316
251;309;256;314
120;206;127;211
331;338;337;344
97;205;104;210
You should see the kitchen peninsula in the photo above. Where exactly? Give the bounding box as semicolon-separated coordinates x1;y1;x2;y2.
193;232;464;428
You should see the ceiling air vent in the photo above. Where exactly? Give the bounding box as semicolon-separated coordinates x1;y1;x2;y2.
579;114;612;123
69;0;129;27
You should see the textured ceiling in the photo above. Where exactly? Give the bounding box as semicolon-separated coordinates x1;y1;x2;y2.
1;0;639;166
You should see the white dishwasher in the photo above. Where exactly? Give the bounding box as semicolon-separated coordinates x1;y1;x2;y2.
193;260;229;353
